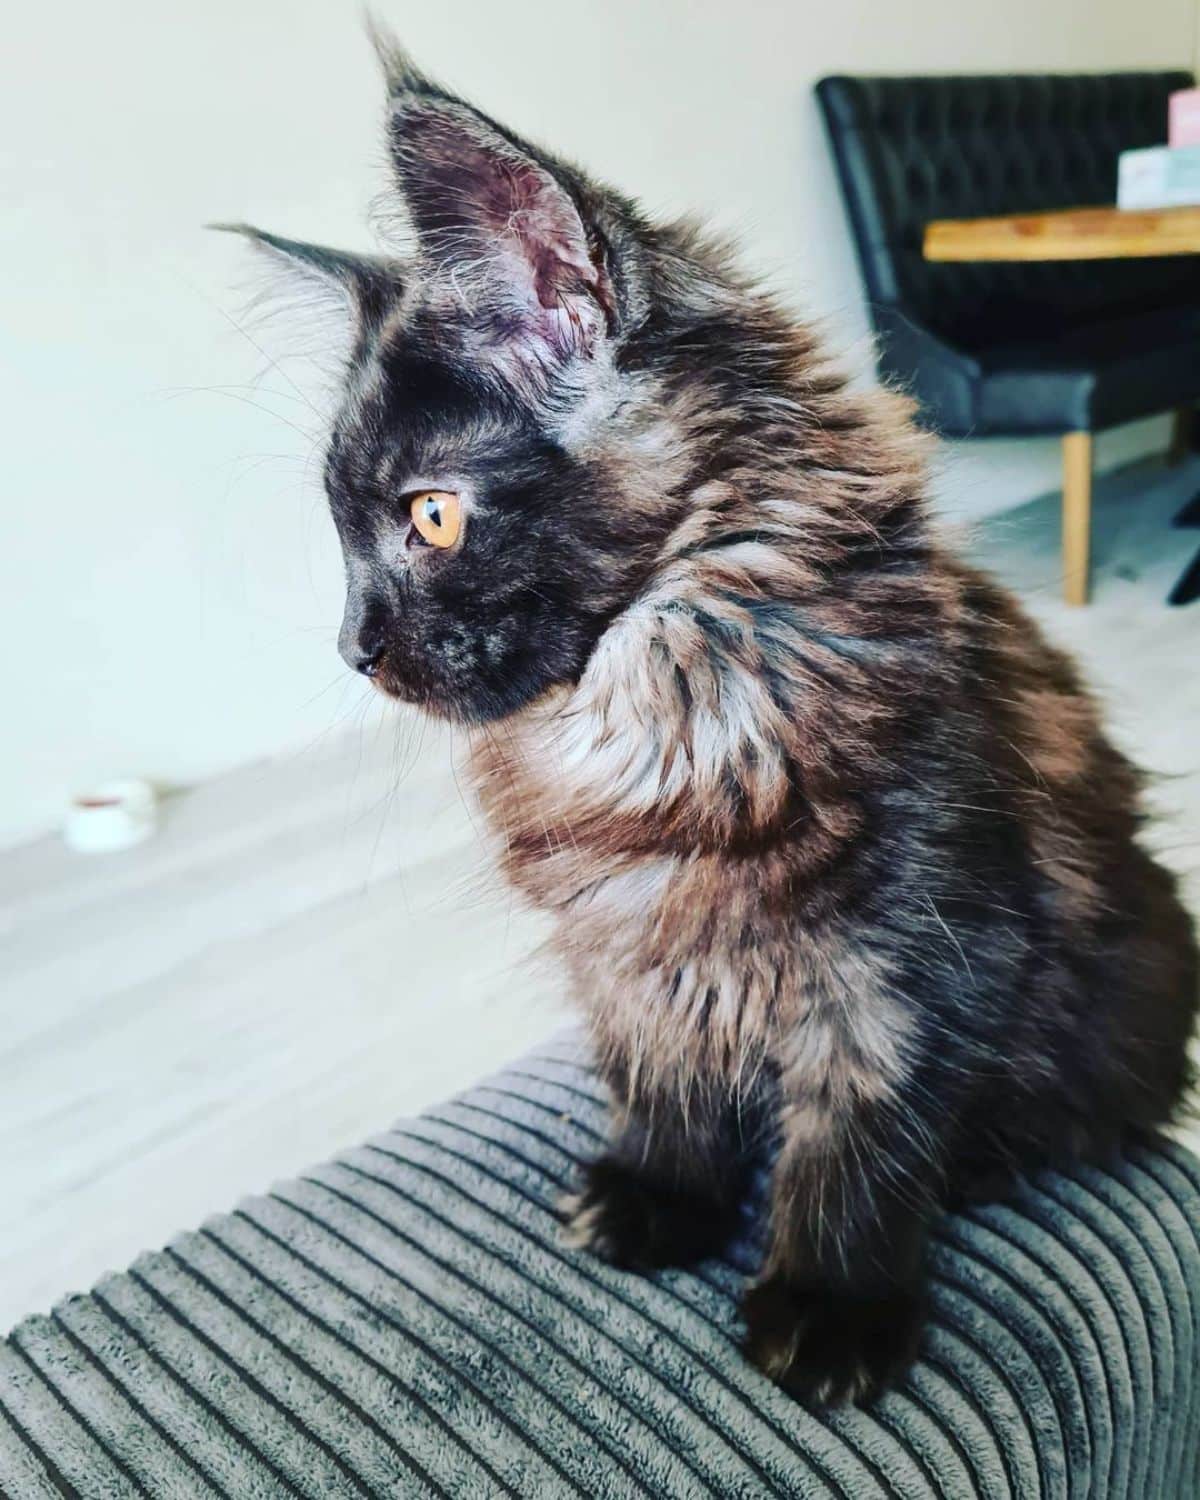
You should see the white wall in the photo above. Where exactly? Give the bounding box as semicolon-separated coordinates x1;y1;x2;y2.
1;0;1193;846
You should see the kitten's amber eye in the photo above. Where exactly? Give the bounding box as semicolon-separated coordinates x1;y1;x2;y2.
409;490;462;549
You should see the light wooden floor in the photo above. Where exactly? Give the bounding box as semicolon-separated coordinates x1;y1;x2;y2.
3;454;1198;1332
0;718;561;1331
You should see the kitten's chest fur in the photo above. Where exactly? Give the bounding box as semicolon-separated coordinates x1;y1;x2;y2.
467;712;909;1105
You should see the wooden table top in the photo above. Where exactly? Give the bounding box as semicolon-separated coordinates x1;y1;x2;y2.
923;203;1200;262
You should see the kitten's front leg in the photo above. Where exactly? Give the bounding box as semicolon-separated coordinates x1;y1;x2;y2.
741;1077;943;1406
564;1079;751;1270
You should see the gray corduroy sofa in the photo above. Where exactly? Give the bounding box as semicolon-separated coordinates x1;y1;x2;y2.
3;1033;1199;1497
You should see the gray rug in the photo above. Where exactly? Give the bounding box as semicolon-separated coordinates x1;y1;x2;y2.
2;1034;1199;1497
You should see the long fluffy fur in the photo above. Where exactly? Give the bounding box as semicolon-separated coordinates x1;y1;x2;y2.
234;37;1199;1405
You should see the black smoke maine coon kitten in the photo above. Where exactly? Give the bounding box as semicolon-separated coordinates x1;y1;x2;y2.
221;38;1199;1404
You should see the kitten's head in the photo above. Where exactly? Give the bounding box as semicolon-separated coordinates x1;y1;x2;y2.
226;41;718;722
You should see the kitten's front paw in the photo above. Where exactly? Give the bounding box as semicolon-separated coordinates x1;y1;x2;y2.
740;1277;923;1406
562;1156;736;1270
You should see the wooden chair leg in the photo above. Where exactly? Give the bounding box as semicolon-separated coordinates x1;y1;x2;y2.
1168;405;1194;466
1062;431;1093;606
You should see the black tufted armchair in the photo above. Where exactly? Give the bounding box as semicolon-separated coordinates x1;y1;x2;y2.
816;72;1200;603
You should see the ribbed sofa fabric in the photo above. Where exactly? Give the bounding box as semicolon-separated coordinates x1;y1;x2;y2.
2;1035;1198;1497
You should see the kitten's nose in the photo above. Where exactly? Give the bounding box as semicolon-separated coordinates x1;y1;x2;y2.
352;644;383;678
338;593;388;677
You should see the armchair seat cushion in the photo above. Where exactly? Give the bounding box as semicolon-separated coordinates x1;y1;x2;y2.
3;1034;1200;1498
972;304;1200;434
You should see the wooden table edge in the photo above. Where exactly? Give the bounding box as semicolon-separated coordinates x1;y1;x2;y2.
923;204;1200;262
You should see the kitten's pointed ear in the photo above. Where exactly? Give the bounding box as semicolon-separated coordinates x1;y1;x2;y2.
371;33;612;359
208;223;397;325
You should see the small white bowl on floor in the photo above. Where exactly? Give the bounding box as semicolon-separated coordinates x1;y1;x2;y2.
63;779;158;853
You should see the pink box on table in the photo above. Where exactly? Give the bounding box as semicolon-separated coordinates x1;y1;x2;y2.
1169;88;1200;147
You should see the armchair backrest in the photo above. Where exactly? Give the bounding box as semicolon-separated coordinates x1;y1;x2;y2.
816;72;1195;348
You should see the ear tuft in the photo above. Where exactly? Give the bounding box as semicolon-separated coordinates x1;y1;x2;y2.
209;223;367;284
209;222;399;332
365;15;440;102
